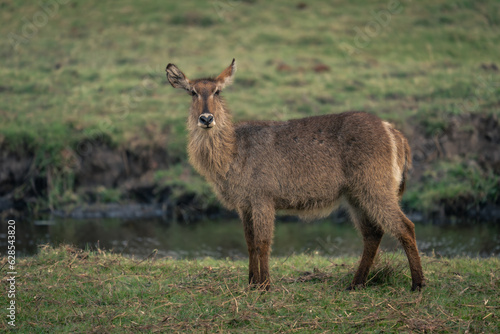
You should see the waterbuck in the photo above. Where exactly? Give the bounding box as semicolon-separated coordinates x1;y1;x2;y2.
166;59;425;291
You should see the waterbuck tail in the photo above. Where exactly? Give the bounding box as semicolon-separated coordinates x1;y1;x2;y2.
398;136;412;198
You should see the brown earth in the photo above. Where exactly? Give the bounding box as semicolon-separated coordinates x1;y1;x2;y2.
408;113;500;178
406;113;500;221
1;113;499;221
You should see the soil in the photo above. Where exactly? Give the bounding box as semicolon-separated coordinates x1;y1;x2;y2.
408;113;500;178
407;113;500;222
1;113;499;221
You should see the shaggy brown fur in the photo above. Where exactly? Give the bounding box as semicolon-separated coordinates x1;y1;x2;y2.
166;59;425;291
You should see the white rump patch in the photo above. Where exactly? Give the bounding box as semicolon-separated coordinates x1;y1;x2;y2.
382;121;402;189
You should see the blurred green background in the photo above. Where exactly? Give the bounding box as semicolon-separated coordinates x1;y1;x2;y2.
1;0;499;217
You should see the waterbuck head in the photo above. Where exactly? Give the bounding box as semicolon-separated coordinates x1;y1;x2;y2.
166;59;236;130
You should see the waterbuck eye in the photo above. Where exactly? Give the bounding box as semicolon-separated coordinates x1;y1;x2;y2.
214;90;220;96
191;90;197;97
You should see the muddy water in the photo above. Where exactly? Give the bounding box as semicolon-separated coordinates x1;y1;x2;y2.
4;218;499;259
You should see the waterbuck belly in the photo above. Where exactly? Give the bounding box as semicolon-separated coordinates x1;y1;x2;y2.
276;197;344;221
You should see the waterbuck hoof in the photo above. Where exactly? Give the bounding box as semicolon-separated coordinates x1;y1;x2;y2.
411;281;426;291
248;274;259;286
248;281;258;289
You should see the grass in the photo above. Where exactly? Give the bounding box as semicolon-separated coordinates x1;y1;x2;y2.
1;245;498;332
404;159;500;212
1;0;500;213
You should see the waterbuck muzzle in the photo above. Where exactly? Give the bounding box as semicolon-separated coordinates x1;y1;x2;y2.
198;113;215;128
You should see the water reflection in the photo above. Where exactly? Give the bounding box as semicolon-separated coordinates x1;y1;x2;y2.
2;218;499;258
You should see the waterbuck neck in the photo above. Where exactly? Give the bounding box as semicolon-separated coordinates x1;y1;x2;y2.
187;112;236;181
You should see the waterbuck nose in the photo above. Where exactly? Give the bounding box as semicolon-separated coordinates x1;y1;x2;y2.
199;113;214;126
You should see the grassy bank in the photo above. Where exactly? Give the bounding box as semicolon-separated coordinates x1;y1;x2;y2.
1;245;499;332
1;0;500;215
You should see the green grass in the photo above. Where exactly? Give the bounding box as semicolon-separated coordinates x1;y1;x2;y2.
1;0;500;212
404;159;500;212
2;245;498;332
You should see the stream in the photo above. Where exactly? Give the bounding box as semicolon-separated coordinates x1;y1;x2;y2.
3;217;499;259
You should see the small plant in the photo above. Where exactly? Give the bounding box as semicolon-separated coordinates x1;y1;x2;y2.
404;159;500;213
96;187;122;203
154;163;218;208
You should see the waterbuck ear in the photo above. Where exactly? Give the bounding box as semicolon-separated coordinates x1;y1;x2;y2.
216;58;236;90
166;63;192;91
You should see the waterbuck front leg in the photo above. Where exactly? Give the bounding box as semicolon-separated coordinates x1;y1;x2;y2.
240;209;259;286
251;203;275;291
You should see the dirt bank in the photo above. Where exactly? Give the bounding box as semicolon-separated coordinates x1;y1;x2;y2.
408;113;500;178
407;113;500;221
1;113;499;222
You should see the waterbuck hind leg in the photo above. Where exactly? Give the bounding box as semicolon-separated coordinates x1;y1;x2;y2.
349;193;425;291
251;203;275;291
240;210;259;286
397;211;426;291
367;205;425;291
348;210;384;290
